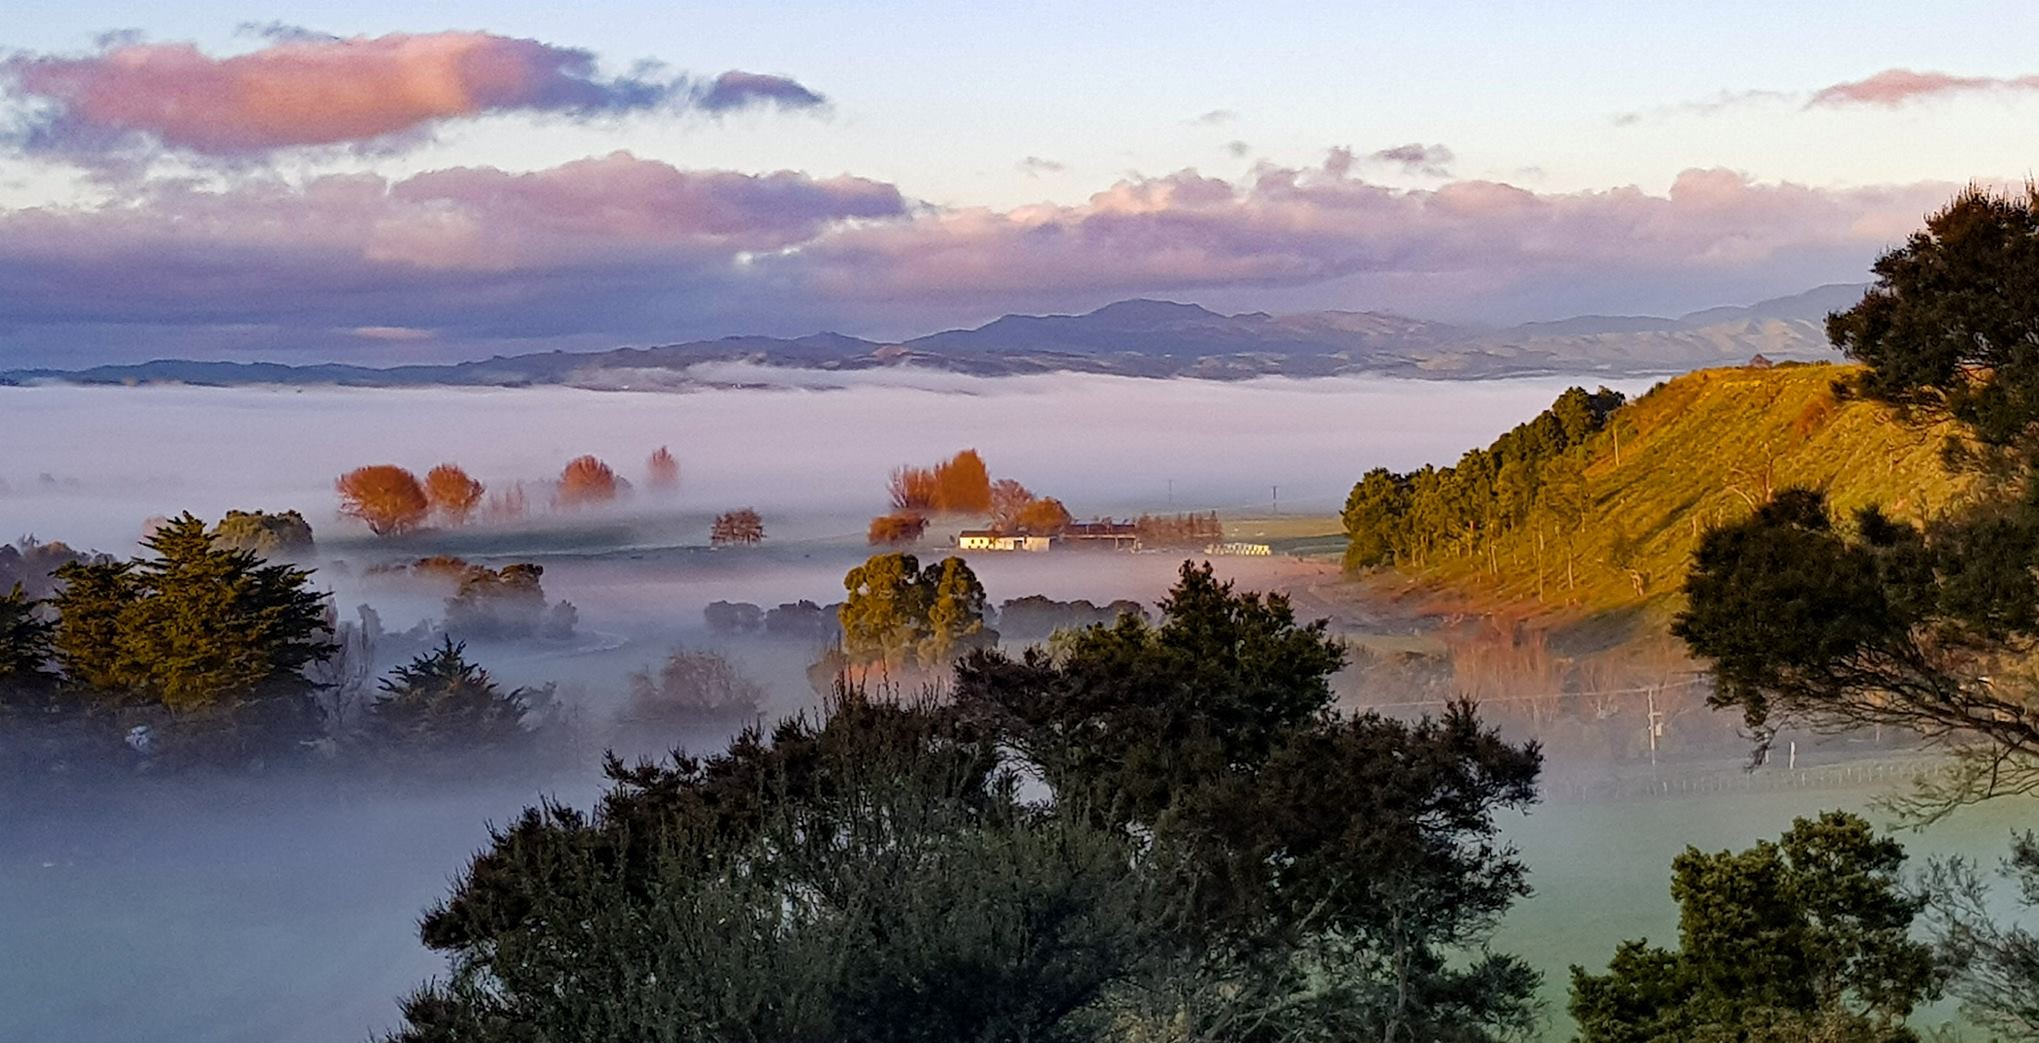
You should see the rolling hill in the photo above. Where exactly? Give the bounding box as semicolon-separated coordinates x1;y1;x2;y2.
1376;361;1969;622
2;286;1862;389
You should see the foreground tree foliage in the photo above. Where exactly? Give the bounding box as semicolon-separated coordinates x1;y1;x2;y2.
1922;832;2039;1038
1569;812;1941;1043
387;563;1544;1042
956;562;1543;1040
1677;187;2039;1033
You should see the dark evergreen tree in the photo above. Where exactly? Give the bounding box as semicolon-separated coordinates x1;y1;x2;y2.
369;637;529;755
954;561;1544;1041
0;584;57;709
49;514;334;756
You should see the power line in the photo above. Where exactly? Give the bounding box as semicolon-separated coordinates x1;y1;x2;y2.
1356;676;1709;711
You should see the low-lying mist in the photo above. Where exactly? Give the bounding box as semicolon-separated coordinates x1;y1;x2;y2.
0;372;1644;550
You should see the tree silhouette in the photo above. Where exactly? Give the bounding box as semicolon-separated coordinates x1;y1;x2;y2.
646;446;680;493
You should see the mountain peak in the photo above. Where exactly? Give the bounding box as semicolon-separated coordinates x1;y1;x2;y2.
1082;299;1224;324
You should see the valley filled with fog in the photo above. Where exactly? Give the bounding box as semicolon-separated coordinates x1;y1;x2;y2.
0;372;2012;1042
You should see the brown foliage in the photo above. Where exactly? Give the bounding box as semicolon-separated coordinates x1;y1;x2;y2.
1013;497;1074;535
646;446;679;492
557;455;619;508
989;478;1035;528
931;449;992;513
888;449;995;514
710;508;765;545
888;465;938;511
426;464;486;526
867;511;929;546
337;465;429;536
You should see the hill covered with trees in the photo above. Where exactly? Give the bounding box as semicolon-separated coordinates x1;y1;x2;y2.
1346;362;1969;618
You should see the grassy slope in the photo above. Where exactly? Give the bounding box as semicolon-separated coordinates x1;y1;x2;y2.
1402;362;1968;627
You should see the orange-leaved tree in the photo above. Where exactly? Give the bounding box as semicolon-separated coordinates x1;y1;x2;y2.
1013;497;1073;535
337;465;430;536
557;455;619;508
426;464;486;526
646;446;679;493
868;511;928;546
888;465;938;512
931;449;992;514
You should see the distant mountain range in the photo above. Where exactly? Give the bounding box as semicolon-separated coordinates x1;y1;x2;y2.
1;284;1867;389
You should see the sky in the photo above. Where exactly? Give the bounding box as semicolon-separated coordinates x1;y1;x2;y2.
3;0;2038;366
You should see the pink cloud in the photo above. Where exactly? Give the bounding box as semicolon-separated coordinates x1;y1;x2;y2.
1807;68;2039;108
0;153;1967;363
780;162;1955;309
0;32;824;156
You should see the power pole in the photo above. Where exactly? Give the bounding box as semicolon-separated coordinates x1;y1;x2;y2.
1167;479;1174;507
1646;685;1663;769
1271;484;1279;516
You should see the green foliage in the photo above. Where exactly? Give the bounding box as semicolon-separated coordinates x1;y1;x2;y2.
1831;184;2039;449
388;566;1545;1042
0;584;57;708
392;689;1154;1042
1343;385;1622;569
52;515;334;715
839;552;994;669
369;637;529;754
210;509;315;559
1568;812;1941;1043
955;561;1544;1040
1675;479;2039;793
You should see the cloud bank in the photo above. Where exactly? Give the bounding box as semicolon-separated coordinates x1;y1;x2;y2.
0;31;826;157
0;150;1961;365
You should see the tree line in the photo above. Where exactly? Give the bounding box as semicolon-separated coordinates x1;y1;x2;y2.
1342;385;1624;570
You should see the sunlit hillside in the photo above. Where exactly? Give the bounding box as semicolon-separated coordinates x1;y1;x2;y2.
1399;362;1970;619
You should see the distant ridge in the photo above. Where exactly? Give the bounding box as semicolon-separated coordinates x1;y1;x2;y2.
3;285;1866;390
